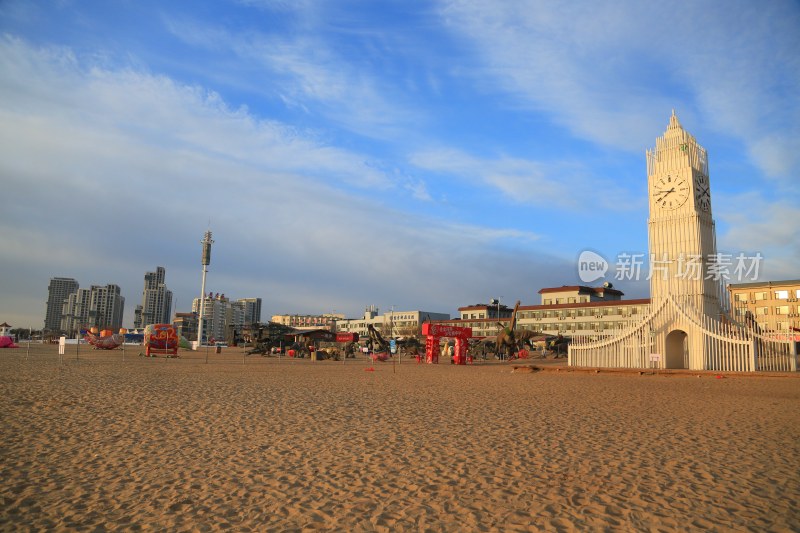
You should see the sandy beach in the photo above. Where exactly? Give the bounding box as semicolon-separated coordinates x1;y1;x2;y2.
2;344;799;531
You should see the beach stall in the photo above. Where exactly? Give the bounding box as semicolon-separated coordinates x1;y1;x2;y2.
144;324;179;357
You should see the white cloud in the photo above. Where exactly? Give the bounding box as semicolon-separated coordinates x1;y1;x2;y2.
410;147;636;211
0;35;566;327
0;35;393;191
403;178;432;202
437;1;674;148
163;15;426;142
437;0;800;181
749;135;800;181
715;192;800;281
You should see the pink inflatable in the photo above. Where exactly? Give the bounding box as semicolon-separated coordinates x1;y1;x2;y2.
0;336;19;348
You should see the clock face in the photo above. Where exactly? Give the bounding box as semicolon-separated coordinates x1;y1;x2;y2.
653;174;690;209
694;173;711;212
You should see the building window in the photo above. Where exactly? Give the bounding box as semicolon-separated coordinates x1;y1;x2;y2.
775;306;790;315
543;299;552;305
734;293;748;302
754;292;768;301
756;307;768;316
775;290;789;300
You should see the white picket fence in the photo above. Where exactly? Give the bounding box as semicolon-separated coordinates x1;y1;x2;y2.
569;296;797;372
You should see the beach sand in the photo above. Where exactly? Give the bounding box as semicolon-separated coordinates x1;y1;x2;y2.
2;344;799;531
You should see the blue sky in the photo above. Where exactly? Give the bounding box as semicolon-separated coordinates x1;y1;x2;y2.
1;0;798;329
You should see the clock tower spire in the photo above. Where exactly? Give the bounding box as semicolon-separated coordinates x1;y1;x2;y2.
646;112;720;317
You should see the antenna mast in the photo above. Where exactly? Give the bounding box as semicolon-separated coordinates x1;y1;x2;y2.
197;230;214;348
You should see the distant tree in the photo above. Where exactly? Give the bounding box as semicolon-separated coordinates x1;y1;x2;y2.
9;328;42;340
394;323;421;339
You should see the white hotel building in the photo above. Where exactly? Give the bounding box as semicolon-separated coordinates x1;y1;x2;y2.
445;284;651;340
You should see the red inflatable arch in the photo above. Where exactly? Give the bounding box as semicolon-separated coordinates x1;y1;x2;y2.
421;323;473;364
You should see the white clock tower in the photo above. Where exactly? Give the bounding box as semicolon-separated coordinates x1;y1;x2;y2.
647;111;721;318
569;112;795;372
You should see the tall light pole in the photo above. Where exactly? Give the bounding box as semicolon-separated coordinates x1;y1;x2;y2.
491;297;502;360
490;297;502;323
197;230;213;349
389;305;397;364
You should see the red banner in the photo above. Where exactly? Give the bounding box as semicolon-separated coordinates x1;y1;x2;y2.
422;323;472;339
335;332;359;343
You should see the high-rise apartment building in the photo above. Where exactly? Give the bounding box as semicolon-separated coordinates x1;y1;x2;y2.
192;292;229;343
55;283;125;333
87;284;125;331
44;277;79;332
174;312;198;343
229;300;246;330
61;288;92;335
133;266;173;328
238;298;262;325
190;294;262;343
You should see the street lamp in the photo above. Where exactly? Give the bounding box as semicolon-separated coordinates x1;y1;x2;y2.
490;298;502;322
490;297;502;360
